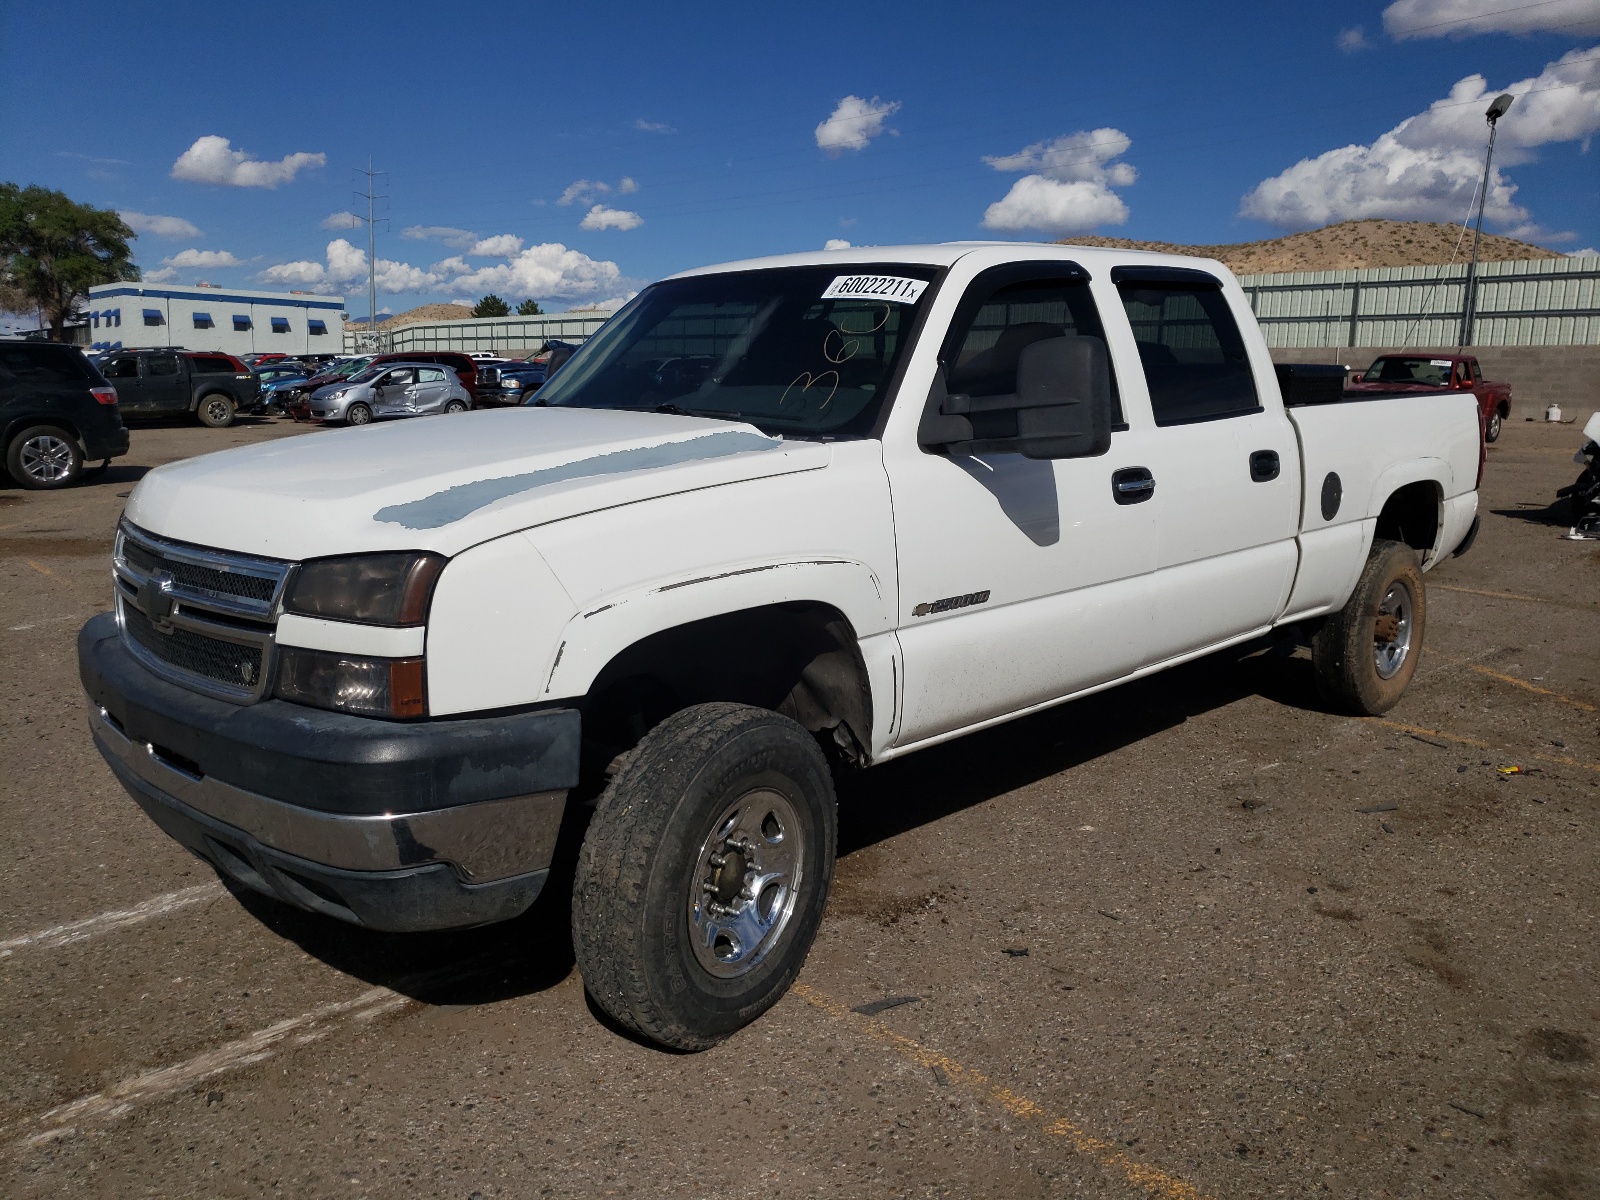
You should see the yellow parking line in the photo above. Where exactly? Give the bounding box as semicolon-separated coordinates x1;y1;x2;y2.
1430;650;1598;714
1433;583;1597;611
793;983;1214;1200
1368;718;1600;775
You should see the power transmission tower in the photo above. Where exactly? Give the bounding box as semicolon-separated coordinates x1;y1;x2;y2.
352;160;389;348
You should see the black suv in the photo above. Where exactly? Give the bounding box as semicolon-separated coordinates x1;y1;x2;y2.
1;342;130;490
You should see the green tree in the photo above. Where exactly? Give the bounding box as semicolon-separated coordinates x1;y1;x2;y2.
472;293;510;317
0;183;138;340
516;298;543;316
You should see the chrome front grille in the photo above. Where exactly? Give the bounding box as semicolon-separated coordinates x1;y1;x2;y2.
113;522;292;703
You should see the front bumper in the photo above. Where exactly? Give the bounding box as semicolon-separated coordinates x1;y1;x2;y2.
79;613;580;932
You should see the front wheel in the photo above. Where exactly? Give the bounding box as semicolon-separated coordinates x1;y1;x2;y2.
6;425;83;490
1485;409;1503;443
572;703;837;1051
196;393;236;428
1312;538;1426;715
345;402;373;426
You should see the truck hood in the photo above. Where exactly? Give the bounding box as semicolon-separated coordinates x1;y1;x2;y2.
125;407;830;560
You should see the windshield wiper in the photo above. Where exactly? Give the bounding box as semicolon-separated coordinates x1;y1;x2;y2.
653;402;743;420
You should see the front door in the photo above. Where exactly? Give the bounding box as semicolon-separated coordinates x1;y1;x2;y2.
101;354;145;413
143;353;187;415
885;265;1161;748
371;367;416;414
1109;267;1300;660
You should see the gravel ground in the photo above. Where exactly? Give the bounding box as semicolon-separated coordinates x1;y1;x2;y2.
1;410;1595;1199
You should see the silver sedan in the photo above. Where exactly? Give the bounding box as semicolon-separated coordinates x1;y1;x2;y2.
308;363;473;425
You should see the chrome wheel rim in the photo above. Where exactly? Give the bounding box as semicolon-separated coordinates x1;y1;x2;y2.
19;434;74;483
203;397;231;424
1487;413;1500;439
687;789;804;979
1373;580;1413;680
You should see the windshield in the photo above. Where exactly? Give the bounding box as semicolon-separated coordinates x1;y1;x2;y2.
1363;356;1453;386
534;265;939;437
345;366;385;384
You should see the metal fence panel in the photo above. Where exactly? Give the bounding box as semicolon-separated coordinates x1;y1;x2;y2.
1239;256;1600;348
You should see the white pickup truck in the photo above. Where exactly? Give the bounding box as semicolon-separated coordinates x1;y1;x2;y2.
79;244;1482;1049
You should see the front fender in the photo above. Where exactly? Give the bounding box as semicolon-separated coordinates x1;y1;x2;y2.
541;556;889;703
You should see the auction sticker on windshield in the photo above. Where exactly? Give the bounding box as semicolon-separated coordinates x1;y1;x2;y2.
821;275;929;304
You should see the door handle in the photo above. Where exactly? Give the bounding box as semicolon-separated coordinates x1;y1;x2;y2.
1111;466;1155;505
1250;450;1281;482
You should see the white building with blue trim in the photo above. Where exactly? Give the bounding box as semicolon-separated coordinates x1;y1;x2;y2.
87;282;346;356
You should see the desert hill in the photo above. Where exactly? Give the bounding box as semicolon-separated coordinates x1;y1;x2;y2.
375;302;474;331
1060;219;1564;275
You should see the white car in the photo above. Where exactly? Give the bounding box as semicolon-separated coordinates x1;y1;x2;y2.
81;243;1480;1051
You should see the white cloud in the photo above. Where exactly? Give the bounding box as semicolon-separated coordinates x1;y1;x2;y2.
1338;25;1370;52
1569;246;1600;257
440;243;628;302
322;211;364;230
170;135;325;188
980;128;1136;234
558;179;609;206
259;239;628;302
143;266;179;283
468;234;524;257
823;239;852;250
983;177;1130;235
815;95;901;154
119;211;202;239
163;248;243;269
618;176;639;194
634;119;676;134
402;225;478;250
1384;0;1600;39
1241;47;1600;229
580;205;643;231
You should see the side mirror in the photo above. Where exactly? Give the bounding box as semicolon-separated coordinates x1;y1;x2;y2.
918;335;1112;460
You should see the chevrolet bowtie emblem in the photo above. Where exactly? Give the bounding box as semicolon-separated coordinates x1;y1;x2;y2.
137;570;177;631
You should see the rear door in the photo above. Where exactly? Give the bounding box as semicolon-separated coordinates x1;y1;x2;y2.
414;366;449;410
372;367;415;414
143;353;188;414
1109;266;1300;660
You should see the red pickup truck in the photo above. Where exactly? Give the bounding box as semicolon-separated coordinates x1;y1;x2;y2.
1345;354;1513;442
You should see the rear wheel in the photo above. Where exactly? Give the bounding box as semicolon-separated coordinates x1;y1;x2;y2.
572;703;837;1051
6;425;82;490
444;399;468;414
1485;409;1503;443
196;393;236;428
346;402;373;426
1312;538;1426;715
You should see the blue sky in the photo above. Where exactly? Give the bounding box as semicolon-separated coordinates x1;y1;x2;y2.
3;0;1596;319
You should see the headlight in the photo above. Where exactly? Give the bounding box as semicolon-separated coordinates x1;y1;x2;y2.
503;378;523;388
284;552;445;625
275;647;425;718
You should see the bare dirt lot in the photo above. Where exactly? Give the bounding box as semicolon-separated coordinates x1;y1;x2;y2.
1;411;1597;1199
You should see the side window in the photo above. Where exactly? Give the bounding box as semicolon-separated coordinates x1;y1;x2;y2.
419;367;445;382
1470;360;1483;384
944;275;1122;424
1114;272;1259;425
147;355;179;377
105;356;139;379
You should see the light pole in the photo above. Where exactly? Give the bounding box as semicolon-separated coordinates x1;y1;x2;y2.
1458;93;1514;348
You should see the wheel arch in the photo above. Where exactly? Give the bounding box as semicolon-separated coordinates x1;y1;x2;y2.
547;561;890;766
4;413;82;449
1373;476;1444;561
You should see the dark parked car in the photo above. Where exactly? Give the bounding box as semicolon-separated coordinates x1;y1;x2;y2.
98;349;262;428
1;341;129;489
477;359;548;405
